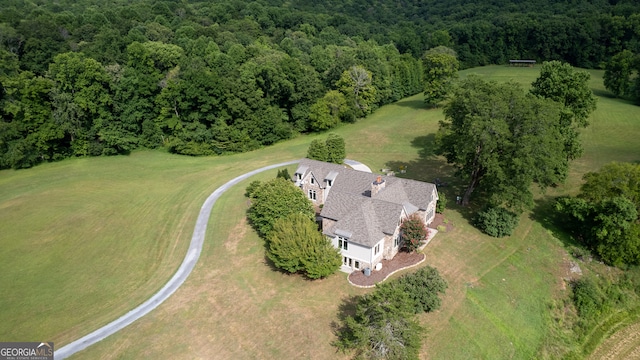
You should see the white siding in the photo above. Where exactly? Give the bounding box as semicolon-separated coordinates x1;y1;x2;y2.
331;235;388;273
332;237;371;262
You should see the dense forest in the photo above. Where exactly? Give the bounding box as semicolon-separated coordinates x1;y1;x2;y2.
1;0;639;168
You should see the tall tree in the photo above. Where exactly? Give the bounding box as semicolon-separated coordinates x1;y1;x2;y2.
604;50;637;98
437;76;566;210
422;46;459;107
530;61;597;160
48;52;113;156
336;65;377;118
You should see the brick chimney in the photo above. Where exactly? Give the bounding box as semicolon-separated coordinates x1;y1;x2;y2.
371;176;385;197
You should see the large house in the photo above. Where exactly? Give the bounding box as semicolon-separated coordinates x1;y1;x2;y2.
293;159;438;273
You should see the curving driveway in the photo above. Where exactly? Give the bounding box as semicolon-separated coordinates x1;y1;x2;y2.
54;158;369;359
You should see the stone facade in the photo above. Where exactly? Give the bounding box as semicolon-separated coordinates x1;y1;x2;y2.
294;159;438;273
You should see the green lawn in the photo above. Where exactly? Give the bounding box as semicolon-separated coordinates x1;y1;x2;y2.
1;66;638;359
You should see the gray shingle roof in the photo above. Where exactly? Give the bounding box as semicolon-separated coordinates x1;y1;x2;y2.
297;158;437;248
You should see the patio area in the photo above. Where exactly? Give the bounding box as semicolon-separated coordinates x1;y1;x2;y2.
347;251;426;288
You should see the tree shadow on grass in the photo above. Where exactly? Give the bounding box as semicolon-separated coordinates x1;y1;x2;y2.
392;98;430;110
530;195;581;250
330;295;360;346
383;134;478;224
591;88;616;99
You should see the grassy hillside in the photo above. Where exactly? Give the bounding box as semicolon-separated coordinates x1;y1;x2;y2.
1;65;638;359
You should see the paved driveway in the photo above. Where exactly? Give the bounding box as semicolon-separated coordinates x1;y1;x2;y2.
55;158;370;359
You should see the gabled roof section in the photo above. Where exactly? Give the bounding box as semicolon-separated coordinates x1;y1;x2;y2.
322;195;403;247
325;170;339;181
295;165;309;176
300;158;437;248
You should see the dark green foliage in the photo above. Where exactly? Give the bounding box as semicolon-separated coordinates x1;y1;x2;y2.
0;1;429;169
604;50;637;98
400;214;429;252
336;66;377;118
306;139;328;162
1;0;636;169
335;266;447;359
437;76;567;211
530;61;597;161
246;178;315;237
396;266;448;313
572;277;607;320
267;213;341;279
436;192;447;214
335;282;423;360
325;133;346;164
581;162;640;212
555;162;640;267
276;168;291;180
474;207;519;238
306;134;346;164
422;47;459;107
593;198;639;266
244;180;262;199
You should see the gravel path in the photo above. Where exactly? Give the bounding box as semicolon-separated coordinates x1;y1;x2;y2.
54;158;369;359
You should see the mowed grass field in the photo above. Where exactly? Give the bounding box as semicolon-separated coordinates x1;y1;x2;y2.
1;65;638;359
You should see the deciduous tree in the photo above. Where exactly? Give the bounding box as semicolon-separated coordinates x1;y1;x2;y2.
604;50;637;98
247;178;315;237
337;65;377;118
422;46;459;107
335;282;423;360
530;61;597;160
555;162;640;266
437;76;566;211
396;266;448;313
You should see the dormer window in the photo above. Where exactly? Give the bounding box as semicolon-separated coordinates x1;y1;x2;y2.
338;236;348;250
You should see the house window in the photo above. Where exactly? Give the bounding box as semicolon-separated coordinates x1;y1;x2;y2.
354;261;360;269
343;256;352;267
310;177;315;184
394;234;401;247
426;209;434;223
327;179;332;187
374;243;380;255
338;236;348;250
296;173;302;180
308;189;317;201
